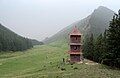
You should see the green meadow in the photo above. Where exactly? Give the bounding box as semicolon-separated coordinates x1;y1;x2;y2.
0;42;120;78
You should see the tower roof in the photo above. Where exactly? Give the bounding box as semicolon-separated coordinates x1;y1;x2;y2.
70;26;82;35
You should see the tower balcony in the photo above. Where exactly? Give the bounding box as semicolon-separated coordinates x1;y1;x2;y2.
69;43;82;45
68;51;83;55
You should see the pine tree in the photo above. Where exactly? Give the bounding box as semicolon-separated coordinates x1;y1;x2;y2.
104;10;120;68
0;34;1;51
94;34;107;63
83;33;95;60
101;29;108;62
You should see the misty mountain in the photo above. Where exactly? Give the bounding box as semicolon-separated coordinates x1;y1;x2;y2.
0;23;33;51
43;6;114;44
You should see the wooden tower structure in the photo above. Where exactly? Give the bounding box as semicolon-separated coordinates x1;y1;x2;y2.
68;26;82;62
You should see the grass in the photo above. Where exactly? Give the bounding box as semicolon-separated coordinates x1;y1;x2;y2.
0;42;120;78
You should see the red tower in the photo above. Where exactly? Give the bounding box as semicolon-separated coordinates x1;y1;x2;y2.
68;26;82;62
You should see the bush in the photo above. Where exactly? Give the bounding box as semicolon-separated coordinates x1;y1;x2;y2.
61;68;66;71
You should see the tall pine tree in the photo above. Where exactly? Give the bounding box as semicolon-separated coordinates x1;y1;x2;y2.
94;34;104;62
83;33;94;60
104;10;120;68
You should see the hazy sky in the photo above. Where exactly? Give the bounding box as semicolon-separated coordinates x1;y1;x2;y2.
0;0;120;41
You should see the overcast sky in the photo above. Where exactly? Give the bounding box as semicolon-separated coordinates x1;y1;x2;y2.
0;0;120;41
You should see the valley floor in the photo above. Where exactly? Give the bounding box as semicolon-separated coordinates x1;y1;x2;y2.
0;44;120;78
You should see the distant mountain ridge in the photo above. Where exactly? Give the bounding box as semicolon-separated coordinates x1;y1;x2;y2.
30;39;44;45
43;6;114;44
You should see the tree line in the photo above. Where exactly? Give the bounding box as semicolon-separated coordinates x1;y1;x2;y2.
83;10;120;68
0;24;33;52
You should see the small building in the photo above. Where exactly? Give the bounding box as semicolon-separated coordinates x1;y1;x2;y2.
68;26;83;62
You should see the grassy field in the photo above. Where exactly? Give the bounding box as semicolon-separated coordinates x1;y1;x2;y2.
0;42;120;78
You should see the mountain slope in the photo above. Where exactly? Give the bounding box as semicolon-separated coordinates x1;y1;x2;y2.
43;6;114;44
0;23;33;51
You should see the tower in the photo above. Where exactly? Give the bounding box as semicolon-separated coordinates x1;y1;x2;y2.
68;26;83;62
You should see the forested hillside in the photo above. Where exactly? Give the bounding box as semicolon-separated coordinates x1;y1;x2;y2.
83;10;120;68
0;23;33;52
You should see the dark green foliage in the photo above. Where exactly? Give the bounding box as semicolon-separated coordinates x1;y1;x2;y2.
94;34;103;62
83;10;120;68
103;10;120;68
83;34;94;60
83;32;107;64
0;24;33;52
94;34;106;63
